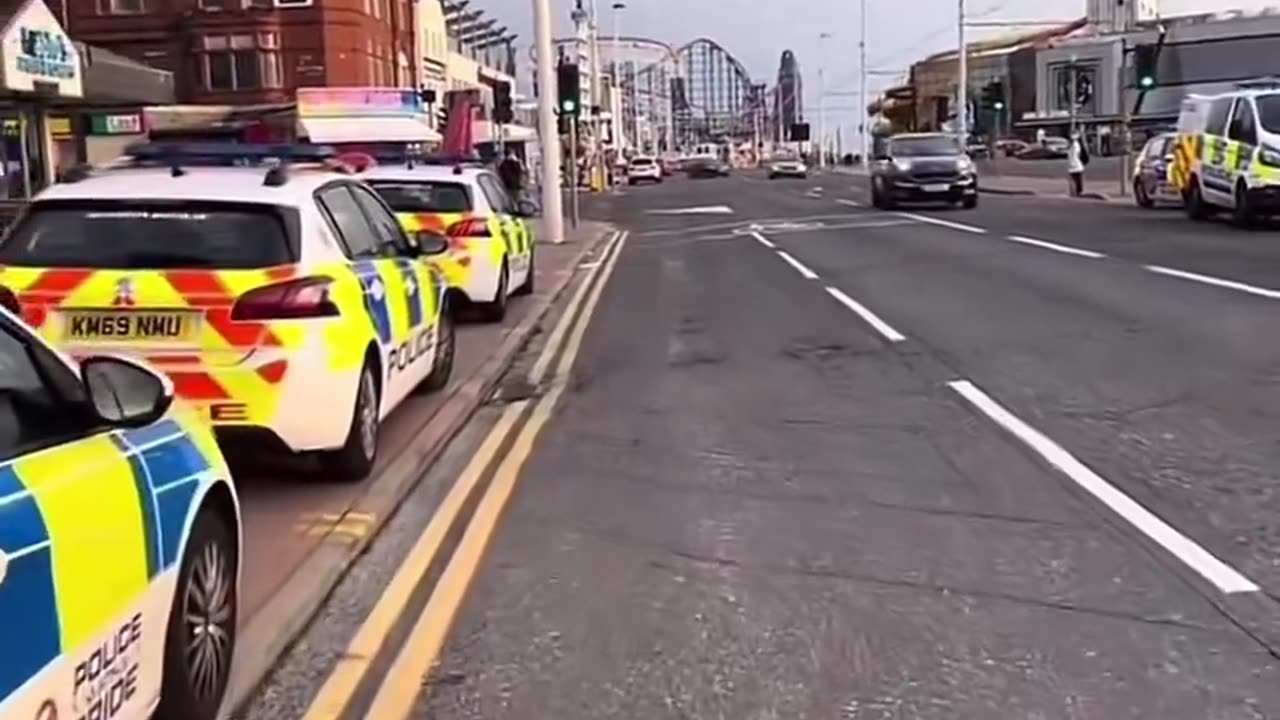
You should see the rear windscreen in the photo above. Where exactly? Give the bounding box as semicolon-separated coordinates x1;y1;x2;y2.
631;158;654;166
367;181;473;213
0;200;297;269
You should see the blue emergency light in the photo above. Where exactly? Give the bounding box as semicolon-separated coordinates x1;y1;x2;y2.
124;142;340;164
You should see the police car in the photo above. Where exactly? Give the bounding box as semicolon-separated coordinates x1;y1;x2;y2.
0;303;242;720
0;143;455;481
1170;77;1280;225
357;158;535;322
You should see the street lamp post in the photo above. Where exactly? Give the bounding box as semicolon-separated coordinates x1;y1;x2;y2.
818;32;831;168
858;0;869;168
532;0;565;243
957;0;967;145
611;2;625;152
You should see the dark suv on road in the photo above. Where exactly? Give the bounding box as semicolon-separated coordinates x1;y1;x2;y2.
870;133;978;209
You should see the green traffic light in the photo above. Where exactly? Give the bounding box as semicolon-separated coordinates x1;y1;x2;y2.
994;101;1005;110
1139;76;1154;89
561;99;577;113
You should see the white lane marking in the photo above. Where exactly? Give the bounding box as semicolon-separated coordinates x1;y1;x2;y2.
825;286;907;342
750;231;776;248
1145;265;1280;301
835;198;861;207
948;379;1259;595
647;205;734;215
896;211;987;234
1006;235;1105;259
776;251;819;279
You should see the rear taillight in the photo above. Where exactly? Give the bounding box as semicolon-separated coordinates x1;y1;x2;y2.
231;276;339;320
446;218;491;237
0;285;19;316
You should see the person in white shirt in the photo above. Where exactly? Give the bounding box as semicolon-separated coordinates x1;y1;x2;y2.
1066;132;1087;196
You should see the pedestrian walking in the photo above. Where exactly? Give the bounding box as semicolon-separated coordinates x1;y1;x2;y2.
1067;132;1089;197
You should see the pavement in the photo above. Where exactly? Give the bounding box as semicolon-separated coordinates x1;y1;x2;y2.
239;171;1280;719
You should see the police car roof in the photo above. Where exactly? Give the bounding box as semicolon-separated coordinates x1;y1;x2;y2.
36;165;351;206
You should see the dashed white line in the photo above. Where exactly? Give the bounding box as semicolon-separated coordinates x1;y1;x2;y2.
895;211;987;234
1144;265;1280;300
750;231;776;248
1006;235;1105;259
948;379;1259;595
825;286;907;342
776;251;819;279
835;198;861;207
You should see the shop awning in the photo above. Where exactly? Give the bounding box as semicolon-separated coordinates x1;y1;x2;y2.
297;116;442;144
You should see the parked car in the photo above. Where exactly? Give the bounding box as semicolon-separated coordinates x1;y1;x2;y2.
626;156;663;184
1016;137;1069;160
995;139;1030;157
1132;132;1180;208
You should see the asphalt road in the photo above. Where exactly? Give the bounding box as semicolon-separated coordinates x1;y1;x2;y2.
247;172;1280;719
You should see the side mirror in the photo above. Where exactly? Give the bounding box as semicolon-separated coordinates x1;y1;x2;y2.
413;230;449;255
515;199;539;217
81;355;173;428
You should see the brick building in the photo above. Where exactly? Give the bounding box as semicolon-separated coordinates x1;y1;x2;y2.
62;0;415;103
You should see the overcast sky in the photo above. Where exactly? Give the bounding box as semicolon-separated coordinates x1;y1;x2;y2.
469;0;1242;140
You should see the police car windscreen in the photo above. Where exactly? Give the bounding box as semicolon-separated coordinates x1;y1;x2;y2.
367;181;473;213
1258;95;1280;133
0;200;295;269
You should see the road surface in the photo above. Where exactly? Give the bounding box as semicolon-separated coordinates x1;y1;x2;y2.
240;171;1280;720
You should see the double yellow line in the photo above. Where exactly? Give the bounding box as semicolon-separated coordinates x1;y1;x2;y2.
299;229;628;720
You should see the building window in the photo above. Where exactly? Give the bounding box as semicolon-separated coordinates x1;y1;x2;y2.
201;34;282;91
97;0;144;13
198;0;224;9
274;0;311;6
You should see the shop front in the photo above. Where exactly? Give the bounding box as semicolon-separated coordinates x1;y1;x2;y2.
0;0;82;199
296;87;441;151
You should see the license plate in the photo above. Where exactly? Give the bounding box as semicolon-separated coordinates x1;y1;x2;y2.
62;311;199;342
923;183;950;192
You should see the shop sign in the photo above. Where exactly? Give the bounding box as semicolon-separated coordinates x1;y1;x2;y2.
1;115;71;137
90;113;143;135
296;87;423;119
0;0;82;97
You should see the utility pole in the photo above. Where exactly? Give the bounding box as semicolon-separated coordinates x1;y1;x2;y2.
818;32;831;167
612;2;624;152
859;0;869;167
588;0;604;190
532;0;565;243
956;0;967;145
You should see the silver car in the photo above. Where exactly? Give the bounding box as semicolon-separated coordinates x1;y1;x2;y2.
870;133;979;209
1132;132;1179;208
768;157;808;179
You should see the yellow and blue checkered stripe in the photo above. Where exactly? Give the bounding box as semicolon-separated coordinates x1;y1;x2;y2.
0;419;211;702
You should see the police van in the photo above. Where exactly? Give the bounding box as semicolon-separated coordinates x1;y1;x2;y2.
1169;77;1280;225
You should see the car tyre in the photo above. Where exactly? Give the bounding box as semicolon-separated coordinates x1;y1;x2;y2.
1232;181;1257;228
477;260;509;323
154;510;238;720
1134;179;1154;208
1184;178;1211;220
961;196;977;209
420;304;455;393
324;360;379;481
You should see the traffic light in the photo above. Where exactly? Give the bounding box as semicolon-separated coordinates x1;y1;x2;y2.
789;122;810;141
1134;44;1157;89
557;113;577;137
493;81;514;124
557;62;581;116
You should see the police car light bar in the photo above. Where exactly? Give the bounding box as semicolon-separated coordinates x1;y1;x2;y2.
124;142;340;164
